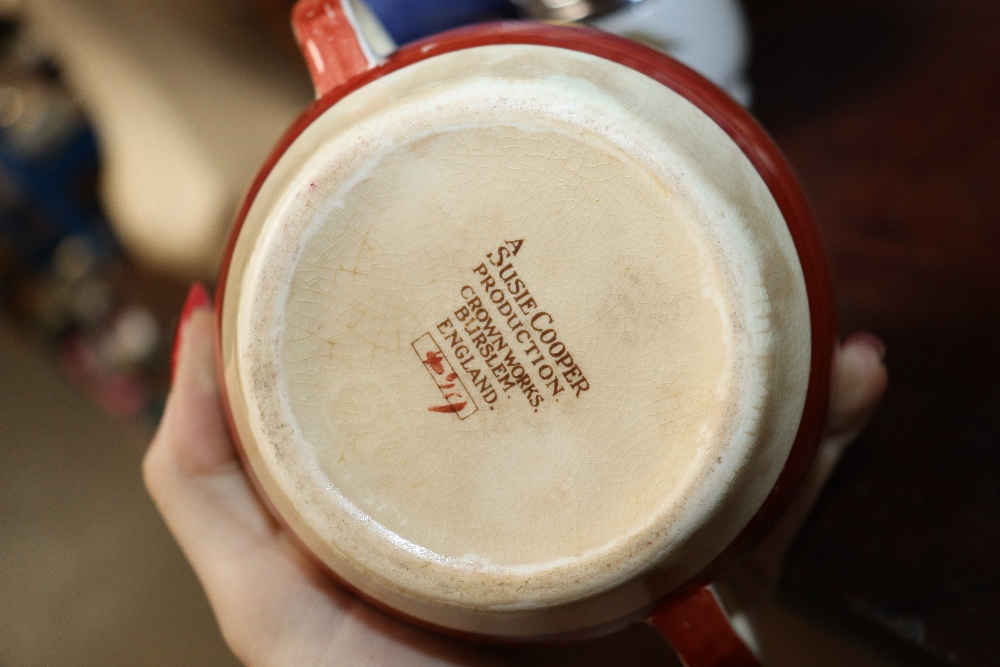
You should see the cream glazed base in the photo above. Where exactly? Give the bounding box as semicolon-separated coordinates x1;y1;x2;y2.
220;44;811;637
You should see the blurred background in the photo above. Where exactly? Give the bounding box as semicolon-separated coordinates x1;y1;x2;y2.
0;0;996;665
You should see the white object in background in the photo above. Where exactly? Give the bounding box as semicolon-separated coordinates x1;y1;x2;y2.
23;0;313;278
588;0;753;107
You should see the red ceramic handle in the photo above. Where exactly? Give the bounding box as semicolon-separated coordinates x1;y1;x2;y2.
292;0;388;98
649;585;761;667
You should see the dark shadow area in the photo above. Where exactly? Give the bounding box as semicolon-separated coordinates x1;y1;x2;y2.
745;0;929;130
745;1;1000;665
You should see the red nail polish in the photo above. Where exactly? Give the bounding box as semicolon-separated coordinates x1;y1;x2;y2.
171;283;212;384
844;331;886;361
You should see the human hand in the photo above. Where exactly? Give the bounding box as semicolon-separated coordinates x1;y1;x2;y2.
144;284;886;666
144;285;508;667
713;333;888;651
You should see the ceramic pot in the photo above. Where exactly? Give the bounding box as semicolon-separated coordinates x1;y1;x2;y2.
215;1;834;664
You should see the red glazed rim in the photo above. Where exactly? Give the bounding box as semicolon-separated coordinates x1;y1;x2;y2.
213;20;835;643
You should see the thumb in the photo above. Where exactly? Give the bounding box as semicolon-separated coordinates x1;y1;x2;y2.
717;333;888;609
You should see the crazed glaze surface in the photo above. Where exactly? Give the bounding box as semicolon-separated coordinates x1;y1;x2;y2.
284;121;734;567
221;44;811;636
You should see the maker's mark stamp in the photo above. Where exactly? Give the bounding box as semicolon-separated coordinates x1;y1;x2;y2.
412;333;478;419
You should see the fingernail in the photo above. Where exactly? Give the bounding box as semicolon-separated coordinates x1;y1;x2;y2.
171;283;212;384
845;331;886;361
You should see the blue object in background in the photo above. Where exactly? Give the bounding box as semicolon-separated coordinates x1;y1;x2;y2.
0;116;113;270
367;0;515;45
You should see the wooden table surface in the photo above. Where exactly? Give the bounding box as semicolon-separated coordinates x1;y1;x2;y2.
745;1;1000;665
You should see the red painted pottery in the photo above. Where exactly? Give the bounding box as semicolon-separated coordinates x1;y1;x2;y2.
214;2;834;664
